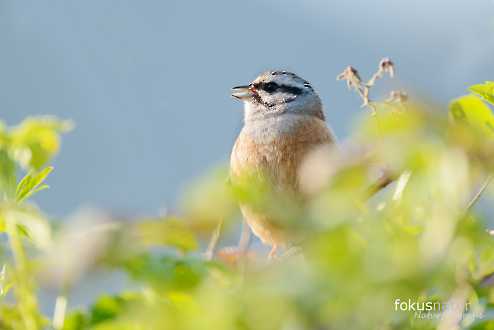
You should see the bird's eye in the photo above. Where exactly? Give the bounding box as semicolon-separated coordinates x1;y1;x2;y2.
263;82;278;93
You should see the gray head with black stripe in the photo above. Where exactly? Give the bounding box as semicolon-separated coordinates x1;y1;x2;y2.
232;71;325;122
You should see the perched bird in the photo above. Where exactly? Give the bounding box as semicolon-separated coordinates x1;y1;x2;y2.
230;71;336;258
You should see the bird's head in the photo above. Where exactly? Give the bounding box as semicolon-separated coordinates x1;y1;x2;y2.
232;71;325;122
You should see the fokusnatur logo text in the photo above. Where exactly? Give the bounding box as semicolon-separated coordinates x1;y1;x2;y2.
394;299;470;312
394;298;476;320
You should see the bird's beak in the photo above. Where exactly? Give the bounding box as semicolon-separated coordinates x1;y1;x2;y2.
231;85;253;100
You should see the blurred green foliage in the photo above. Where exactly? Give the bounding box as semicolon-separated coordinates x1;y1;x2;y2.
2;85;494;330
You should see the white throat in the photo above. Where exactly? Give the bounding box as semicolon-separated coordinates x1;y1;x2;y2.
243;95;323;124
242;111;316;144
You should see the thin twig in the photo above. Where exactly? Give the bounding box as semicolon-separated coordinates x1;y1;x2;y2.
392;171;412;201
237;220;251;253
204;220;223;261
466;175;492;212
366;171;398;198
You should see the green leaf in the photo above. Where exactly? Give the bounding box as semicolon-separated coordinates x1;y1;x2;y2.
61;294;142;330
469;81;494;105
123;254;210;292
15;166;53;203
89;295;129;325
0;305;24;329
449;94;494;137
181;167;237;233
10;117;72;170
4;209;52;248
0;150;16;200
0;215;33;238
134;217;198;253
89;293;143;326
62;311;87;330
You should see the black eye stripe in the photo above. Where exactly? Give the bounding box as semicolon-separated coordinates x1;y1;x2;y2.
255;82;304;95
279;85;303;95
279;85;304;95
260;82;278;92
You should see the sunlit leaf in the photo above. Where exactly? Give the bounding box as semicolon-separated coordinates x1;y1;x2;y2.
10;117;72;170
4;208;52;249
89;295;130;325
182;168;238;234
0;305;25;329
134;217;198;253
123;254;210;292
470;81;494;105
449;95;494;137
62;311;87;330
0;265;12;297
359;103;424;139
15;166;53;203
62;293;146;330
0;150;16;200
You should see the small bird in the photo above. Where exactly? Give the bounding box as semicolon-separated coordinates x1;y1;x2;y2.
230;71;336;258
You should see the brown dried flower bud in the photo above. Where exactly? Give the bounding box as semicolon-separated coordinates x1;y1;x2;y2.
379;57;395;78
336;66;362;89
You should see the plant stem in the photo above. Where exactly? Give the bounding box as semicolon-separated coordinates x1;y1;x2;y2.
466;175;492;212
5;210;40;330
53;293;68;330
204;220;223;260
238;221;251;253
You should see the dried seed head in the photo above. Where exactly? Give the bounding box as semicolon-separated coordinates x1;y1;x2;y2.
337;66;362;89
379;57;395;78
386;90;408;103
367;58;395;87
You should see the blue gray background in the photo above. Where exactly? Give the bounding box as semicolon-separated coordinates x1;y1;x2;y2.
1;0;493;216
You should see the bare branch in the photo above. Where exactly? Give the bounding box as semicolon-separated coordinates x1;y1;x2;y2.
337;57;398;112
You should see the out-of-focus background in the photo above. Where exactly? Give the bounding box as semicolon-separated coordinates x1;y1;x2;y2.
1;0;493;216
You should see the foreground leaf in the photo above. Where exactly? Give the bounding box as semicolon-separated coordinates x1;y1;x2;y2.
449;94;494;137
15;166;53;203
469;81;494;105
123;254;212;292
10;117;72;170
134;217;198;253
